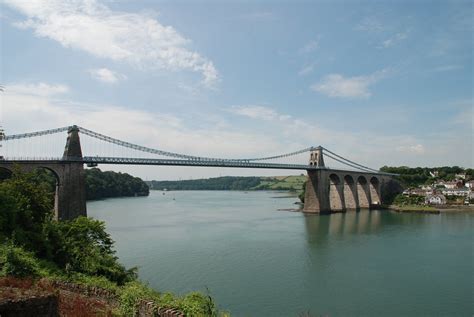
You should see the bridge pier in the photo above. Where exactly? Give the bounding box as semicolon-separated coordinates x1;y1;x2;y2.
303;170;328;213
329;173;345;212
0;126;86;221
55;162;86;221
343;175;358;210
303;171;394;213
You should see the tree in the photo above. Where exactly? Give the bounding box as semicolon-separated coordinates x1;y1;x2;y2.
0;169;136;285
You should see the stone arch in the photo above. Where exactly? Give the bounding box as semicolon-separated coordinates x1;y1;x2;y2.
329;173;344;212
33;166;61;214
343;175;358;210
0;167;13;181
369;176;381;206
34;166;61;185
357;176;370;209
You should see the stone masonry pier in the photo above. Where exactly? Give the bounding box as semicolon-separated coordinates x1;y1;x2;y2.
303;147;395;213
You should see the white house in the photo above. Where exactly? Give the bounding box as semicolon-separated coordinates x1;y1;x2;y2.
425;194;446;205
465;180;474;189
430;171;439;178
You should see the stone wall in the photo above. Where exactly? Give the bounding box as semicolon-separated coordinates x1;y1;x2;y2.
0;293;58;317
138;300;185;317
50;280;118;304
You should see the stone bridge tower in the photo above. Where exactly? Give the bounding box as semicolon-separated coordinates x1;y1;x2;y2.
56;125;87;220
309;146;325;167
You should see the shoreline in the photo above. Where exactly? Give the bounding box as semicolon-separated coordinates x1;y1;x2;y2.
389;204;474;214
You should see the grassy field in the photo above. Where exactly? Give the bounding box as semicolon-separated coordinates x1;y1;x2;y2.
253;175;307;191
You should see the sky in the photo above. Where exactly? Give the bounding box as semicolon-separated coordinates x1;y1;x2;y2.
0;0;472;180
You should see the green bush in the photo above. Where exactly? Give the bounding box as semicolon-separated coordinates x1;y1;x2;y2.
43;217;137;285
179;292;218;317
119;281;160;316
0;243;42;278
0;169;54;254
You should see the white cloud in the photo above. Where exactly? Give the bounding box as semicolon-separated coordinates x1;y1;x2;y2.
355;17;384;33
396;144;425;154
380;32;408;48
89;68;126;84
432;65;463;72
4;0;219;87
6;82;69;96
299;39;319;54
298;63;315;76
229;105;279;121
311;69;389;99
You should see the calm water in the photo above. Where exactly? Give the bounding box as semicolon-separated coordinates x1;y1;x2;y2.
88;191;473;316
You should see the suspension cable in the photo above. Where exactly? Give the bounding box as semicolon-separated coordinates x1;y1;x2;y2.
77;126;313;162
323;152;376;173
4;126;71;140
322;147;380;173
240;147;314;161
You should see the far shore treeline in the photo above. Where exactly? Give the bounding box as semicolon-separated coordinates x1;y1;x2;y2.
380;166;473;187
12;167;150;200
85;168;149;200
147;175;307;191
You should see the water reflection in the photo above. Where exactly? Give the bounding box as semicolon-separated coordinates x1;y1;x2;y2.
302;209;433;244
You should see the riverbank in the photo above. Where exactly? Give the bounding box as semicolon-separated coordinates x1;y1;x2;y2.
389;204;474;214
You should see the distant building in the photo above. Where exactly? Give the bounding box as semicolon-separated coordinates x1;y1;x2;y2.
430;170;439;178
444;180;463;189
403;188;426;196
455;173;467;180
441;188;470;197
425;194;446;205
465;180;474;189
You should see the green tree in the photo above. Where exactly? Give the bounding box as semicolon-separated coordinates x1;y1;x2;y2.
0;169;136;285
0;168;54;253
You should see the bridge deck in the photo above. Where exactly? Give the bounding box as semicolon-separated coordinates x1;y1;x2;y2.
1;157;396;176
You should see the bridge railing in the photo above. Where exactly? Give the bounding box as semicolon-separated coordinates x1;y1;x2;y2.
0;156;64;161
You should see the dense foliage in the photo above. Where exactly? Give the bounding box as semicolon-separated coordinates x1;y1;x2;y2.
0;170;136;284
85;168;149;200
5;167;150;201
149;176;262;190
149;175;307;192
393;194;425;206
0;170;228;316
380;166;473;187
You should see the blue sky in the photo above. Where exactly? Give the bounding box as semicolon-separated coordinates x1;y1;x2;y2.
0;0;472;179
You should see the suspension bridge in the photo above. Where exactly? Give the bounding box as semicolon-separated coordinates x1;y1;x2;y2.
0;125;398;220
